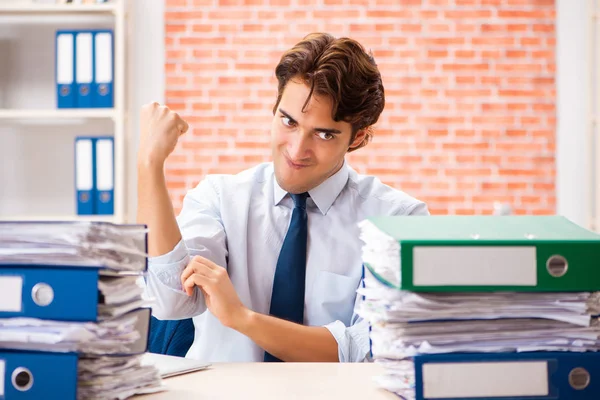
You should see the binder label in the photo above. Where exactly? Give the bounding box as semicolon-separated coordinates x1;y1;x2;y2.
423;361;549;398
413;246;537;286
76;33;93;84
95;32;113;84
76;139;94;191
96;139;114;191
56;33;74;84
0;359;4;395
0;276;23;312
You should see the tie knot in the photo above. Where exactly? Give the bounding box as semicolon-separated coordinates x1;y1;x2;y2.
290;192;308;208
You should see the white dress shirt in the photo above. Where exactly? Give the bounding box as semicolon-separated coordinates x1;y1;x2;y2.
145;161;428;362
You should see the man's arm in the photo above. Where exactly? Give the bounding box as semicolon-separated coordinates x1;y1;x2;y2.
135;103;227;320
236;312;339;362
136;102;188;256
137;161;182;256
180;256;339;361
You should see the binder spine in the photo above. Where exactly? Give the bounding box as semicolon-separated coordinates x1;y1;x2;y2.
414;351;600;400
0;350;78;400
75;137;96;215
55;31;75;109
75;31;93;109
92;30;114;108
0;266;99;322
95;137;114;215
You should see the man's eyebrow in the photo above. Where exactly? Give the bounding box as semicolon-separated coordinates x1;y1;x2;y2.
278;108;342;135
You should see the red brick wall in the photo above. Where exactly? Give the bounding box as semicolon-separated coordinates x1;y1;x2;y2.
164;0;556;215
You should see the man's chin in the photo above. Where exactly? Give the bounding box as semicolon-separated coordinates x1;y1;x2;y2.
275;172;309;194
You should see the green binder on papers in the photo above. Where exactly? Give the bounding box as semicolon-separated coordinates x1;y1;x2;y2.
359;215;600;292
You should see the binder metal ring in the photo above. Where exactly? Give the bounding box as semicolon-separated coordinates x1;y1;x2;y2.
12;367;33;392
569;367;591;390
546;254;568;278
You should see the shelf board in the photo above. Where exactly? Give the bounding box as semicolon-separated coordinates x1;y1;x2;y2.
0;3;117;15
0;109;117;120
0;214;117;223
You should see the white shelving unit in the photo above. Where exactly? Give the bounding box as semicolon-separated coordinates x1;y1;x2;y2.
0;3;118;14
0;109;117;120
0;0;128;223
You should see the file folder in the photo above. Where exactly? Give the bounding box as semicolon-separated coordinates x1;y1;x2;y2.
92;30;114;108
0;263;149;321
55;31;76;109
95;137;114;215
414;351;600;400
75;31;93;108
0;264;101;322
361;216;600;292
0;349;78;400
74;137;96;215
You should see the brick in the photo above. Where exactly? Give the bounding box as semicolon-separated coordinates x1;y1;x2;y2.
428;50;448;58
472;37;515;46
445;10;492;18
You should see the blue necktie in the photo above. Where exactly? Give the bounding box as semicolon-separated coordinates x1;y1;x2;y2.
264;192;309;362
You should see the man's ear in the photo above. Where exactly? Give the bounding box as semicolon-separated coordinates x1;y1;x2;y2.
348;129;367;151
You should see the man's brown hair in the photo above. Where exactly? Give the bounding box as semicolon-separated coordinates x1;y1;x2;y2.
273;33;385;152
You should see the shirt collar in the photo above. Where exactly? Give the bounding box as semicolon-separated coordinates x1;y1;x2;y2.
273;161;349;216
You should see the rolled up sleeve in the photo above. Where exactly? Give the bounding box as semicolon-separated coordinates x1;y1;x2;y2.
323;318;371;363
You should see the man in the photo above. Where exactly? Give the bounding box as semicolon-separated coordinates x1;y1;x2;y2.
138;33;428;363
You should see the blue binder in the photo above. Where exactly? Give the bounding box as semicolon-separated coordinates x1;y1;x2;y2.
92;30;114;108
55;31;76;109
414;351;600;400
0;350;78;400
0;264;149;322
94;137;114;215
0;265;99;322
74;137;96;215
75;31;94;108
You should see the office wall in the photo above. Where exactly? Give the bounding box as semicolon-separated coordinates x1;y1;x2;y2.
162;0;556;215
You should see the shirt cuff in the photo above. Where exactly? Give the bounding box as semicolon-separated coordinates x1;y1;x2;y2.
147;239;190;292
323;319;371;363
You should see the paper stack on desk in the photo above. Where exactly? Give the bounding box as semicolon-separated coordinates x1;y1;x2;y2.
357;216;600;400
0;221;163;400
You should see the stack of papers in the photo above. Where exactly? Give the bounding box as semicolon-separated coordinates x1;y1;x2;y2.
0;309;151;354
356;217;600;400
0;221;163;400
0;221;147;272
78;355;162;400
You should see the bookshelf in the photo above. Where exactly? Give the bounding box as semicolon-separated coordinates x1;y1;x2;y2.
0;0;128;223
0;3;118;14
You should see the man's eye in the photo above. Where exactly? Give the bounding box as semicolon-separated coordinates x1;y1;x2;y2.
281;117;294;127
317;132;334;141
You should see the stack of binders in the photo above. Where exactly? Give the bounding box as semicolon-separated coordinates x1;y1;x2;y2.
0;221;163;399
357;215;600;400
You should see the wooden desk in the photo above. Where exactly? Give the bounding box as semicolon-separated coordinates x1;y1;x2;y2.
136;362;397;400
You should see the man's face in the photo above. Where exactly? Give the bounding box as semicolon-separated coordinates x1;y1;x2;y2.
271;79;365;194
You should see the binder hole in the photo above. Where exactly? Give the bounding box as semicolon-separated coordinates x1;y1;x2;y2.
31;283;54;307
12;367;33;392
546;255;568;277
569;367;590;390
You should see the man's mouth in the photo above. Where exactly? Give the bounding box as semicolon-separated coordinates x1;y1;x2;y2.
285;155;310;170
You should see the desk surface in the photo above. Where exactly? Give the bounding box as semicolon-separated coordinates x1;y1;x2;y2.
136;362;397;400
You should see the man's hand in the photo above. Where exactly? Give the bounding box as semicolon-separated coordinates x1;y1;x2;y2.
138;102;189;167
180;256;250;330
180;256;339;362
